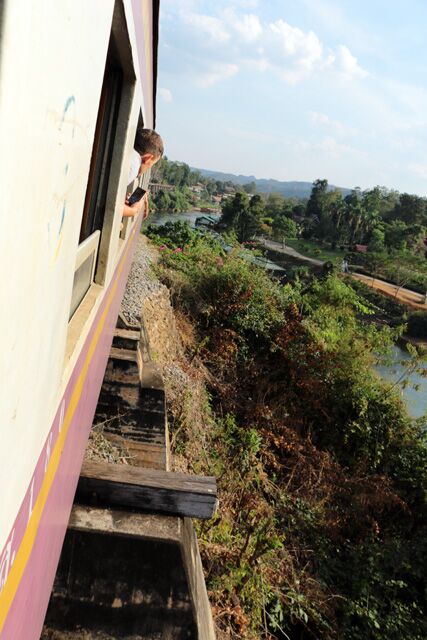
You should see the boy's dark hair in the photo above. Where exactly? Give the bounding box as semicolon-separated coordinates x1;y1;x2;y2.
134;128;164;158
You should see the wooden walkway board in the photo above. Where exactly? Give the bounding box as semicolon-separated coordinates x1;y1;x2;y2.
78;460;218;520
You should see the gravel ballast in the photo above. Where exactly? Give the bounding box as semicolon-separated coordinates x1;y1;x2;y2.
121;235;163;326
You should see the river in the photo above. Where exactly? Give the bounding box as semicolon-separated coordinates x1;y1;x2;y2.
146;210;221;227
146;212;427;420
376;345;427;419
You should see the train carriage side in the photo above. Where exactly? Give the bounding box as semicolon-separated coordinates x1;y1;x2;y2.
0;2;159;638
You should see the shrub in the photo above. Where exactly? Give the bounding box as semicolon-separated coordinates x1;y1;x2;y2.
149;228;427;640
407;312;427;339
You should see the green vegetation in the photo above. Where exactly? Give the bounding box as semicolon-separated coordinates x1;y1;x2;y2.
152;186;191;213
407;312;427;339
147;222;427;640
220;191;300;243
150;157;236;212
217;178;427;293
347;278;407;327
148;161;427;298
221;192;265;242
285;238;344;263
360;249;427;294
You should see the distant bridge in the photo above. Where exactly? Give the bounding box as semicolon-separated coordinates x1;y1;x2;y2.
149;183;175;195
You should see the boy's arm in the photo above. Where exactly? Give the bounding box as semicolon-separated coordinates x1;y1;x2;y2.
141;192;150;220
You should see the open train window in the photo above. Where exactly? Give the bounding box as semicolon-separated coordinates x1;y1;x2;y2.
119;110;148;240
79;46;123;243
69;3;135;321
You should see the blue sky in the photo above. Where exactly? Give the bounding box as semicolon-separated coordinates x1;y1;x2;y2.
156;0;427;195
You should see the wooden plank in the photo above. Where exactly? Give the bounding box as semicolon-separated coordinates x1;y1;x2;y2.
79;459;216;492
109;346;138;362
113;328;141;350
68;505;182;543
77;460;218;520
114;328;140;341
106;435;166;470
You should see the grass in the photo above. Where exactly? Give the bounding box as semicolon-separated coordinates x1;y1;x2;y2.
286;238;345;263
194;199;221;210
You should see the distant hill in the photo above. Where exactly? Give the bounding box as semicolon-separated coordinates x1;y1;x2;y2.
194;167;351;199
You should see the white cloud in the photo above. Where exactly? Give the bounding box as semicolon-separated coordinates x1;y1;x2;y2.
233;0;259;7
295;136;361;159
225;10;263;43
159;87;173;103
300;0;383;57
317;136;354;156
269;20;323;67
307;110;357;136
308;111;331;126
164;6;369;87
264;26;367;85
388;137;419;151
327;45;369;80
267;20;323;83
251;56;270;72
182;13;230;44
195;62;239;88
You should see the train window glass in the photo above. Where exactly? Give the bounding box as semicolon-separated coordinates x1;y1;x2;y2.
69;254;95;319
69;231;100;320
68;37;122;318
79;40;123;243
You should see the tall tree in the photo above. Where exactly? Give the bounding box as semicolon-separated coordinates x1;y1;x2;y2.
236;194;263;242
394;193;426;225
272;215;298;241
221;191;250;229
306;179;329;218
154;189;172;212
265;192;284;217
384;220;408;250
243;181;257;194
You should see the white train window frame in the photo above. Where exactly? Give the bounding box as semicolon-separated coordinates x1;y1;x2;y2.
68;1;136;322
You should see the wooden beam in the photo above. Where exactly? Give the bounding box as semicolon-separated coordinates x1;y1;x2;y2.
77;460;218;520
68;505;182;543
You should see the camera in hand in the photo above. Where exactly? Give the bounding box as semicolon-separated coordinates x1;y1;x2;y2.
127;187;146;206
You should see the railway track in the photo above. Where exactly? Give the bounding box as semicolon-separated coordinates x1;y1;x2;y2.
42;316;216;639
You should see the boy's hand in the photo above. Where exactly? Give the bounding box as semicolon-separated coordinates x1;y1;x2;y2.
123;193;144;218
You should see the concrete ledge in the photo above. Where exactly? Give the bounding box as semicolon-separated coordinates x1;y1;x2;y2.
182;517;217;640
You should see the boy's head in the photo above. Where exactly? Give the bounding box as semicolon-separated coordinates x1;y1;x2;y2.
134;128;164;173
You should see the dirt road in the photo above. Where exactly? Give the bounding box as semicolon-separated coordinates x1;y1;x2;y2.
260;238;324;266
259;238;427;311
352;273;427;310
